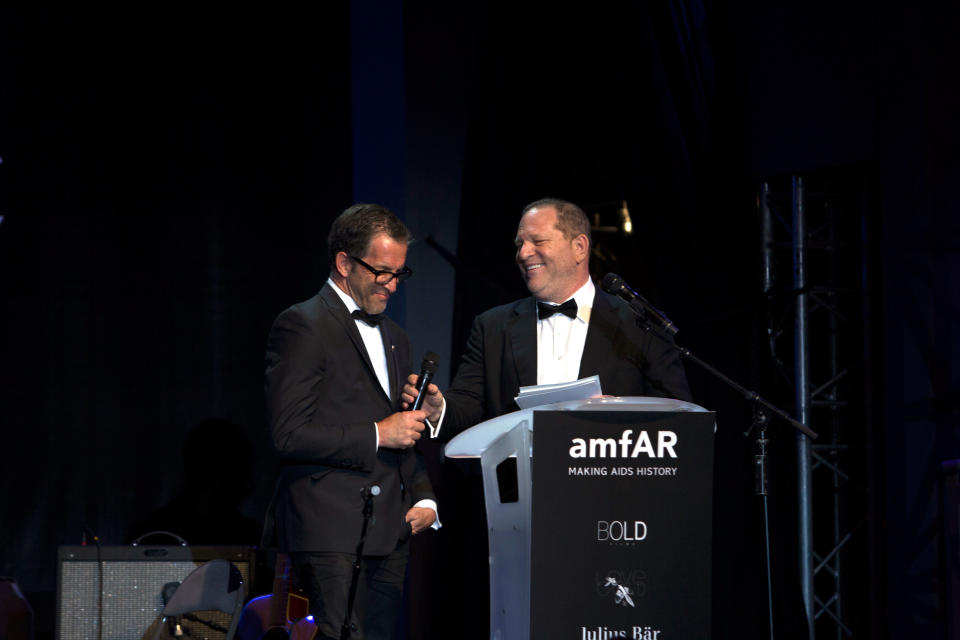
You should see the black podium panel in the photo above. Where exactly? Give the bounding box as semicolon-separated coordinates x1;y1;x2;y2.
531;410;714;639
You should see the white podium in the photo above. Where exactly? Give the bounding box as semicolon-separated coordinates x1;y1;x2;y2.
444;396;709;640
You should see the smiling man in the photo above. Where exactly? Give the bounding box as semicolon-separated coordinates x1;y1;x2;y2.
265;203;437;640
515;199;591;305
406;197;692;433
400;197;691;639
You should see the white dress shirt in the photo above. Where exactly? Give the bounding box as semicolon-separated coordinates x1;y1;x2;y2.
329;278;391;397
536;278;595;385
430;278;595;436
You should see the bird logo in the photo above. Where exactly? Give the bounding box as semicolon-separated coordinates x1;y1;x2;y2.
604;577;635;607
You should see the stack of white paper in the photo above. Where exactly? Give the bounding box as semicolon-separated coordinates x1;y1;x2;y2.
513;375;603;409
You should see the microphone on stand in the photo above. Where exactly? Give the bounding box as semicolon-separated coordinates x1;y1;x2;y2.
410;352;440;411
361;484;381;520
345;484;382;640
600;273;679;336
360;485;380;531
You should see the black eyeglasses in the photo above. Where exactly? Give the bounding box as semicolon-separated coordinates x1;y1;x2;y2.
350;255;413;284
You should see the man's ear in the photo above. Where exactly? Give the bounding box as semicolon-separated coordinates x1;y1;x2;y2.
573;234;590;263
334;252;352;278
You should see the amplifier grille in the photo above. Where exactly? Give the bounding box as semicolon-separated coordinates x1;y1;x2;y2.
56;546;254;640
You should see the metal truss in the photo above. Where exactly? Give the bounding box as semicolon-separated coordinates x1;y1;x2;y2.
759;172;872;639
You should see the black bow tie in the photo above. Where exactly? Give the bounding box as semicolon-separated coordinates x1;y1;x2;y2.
352;309;382;327
537;299;578;320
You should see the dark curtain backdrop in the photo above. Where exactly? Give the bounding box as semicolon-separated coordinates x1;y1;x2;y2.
2;2;959;639
0;4;352;627
873;2;960;636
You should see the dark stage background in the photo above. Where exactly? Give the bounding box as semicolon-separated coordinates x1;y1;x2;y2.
1;2;958;639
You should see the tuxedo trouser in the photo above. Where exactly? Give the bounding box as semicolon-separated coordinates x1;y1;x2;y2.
291;548;409;640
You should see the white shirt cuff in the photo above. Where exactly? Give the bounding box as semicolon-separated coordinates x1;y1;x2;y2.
426;399;446;438
413;498;441;529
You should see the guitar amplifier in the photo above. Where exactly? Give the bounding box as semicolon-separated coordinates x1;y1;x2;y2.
56;545;256;640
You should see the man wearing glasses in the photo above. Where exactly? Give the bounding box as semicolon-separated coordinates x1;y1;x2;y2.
265;203;437;640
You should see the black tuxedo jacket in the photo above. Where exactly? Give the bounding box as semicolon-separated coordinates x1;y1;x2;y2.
264;283;435;555
442;287;693;438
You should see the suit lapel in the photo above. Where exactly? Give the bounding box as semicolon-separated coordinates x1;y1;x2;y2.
507;298;538;388
579;290;615;379
319;284;392;404
380;321;400;405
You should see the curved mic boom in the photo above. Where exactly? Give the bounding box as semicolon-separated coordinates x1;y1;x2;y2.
600;273;679;336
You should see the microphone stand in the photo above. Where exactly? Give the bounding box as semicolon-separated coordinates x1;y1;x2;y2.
621;303;816;640
341;486;378;640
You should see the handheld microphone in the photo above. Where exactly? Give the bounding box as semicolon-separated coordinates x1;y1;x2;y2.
600;273;679;336
411;352;440;411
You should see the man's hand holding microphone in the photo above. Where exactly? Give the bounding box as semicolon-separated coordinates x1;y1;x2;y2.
381;351;444;448
401;351;444;424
